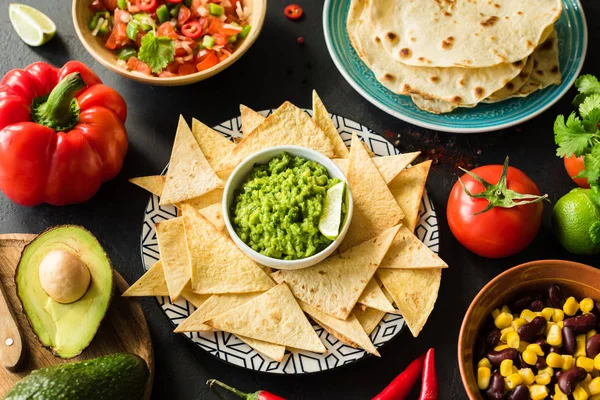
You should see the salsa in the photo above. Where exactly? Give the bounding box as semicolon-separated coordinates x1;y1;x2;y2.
232;153;343;260
88;0;251;77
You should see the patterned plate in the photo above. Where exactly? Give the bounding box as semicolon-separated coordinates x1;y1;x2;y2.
323;0;588;133
140;111;440;374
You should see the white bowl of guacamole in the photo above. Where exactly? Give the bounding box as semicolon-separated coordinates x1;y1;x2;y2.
223;146;353;270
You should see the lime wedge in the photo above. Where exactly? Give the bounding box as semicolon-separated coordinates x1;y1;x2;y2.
9;4;56;47
319;182;346;240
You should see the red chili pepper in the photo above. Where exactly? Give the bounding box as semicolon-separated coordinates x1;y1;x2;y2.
137;0;158;12
207;379;285;400
372;353;425;400
181;21;203;38
284;4;303;20
419;348;438;400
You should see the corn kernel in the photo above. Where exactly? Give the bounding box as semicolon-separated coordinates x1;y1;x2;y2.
477;366;491;390
502;305;512;314
500;326;515;341
553;308;565;322
535;373;552;385
539;366;554;376
585;374;593;383
478;357;492;369
541;307;554;320
494;344;509;351
564;296;580;316
595;354;600;371
523;349;539;365
492;308;501;319
521;309;537;322
519;368;536;385
547;352;565;368
593;369;600;378
588;377;600;395
581;298;595;314
495;312;514;329
530;384;549;400
506;372;523;389
528;343;545;356
546;321;556;335
591;395;600;400
555;384;569;400
558;320;565;329
576;334;588;358
513;317;527;330
507;331;520;349
578;357;596;373
518;340;530;353
548;324;563;347
500;359;514;377
573;384;590;400
588;330;598;340
563;355;575;370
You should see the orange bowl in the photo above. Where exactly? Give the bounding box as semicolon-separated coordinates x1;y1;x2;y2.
458;260;600;399
72;0;266;86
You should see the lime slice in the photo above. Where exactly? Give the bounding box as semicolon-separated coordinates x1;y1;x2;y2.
319;182;346;240
9;4;56;47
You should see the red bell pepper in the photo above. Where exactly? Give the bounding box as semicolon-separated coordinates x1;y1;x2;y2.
0;61;128;206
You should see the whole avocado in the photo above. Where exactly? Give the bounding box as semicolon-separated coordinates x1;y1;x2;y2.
4;353;149;400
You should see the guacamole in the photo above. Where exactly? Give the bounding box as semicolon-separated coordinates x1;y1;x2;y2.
232;153;342;260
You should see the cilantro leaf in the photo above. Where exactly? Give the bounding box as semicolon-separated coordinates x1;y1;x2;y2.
575;75;600;95
579;94;600;119
589;183;600;209
554;113;595;157
577;146;600;184
583;108;600;133
572;93;589;107
590;221;600;245
138;32;175;74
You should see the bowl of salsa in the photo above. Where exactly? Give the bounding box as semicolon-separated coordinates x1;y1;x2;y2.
223;146;354;270
72;0;266;85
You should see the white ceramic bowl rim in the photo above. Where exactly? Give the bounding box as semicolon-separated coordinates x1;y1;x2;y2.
222;145;354;269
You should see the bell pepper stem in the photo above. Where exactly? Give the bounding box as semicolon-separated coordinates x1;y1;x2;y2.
31;72;86;132
207;379;253;400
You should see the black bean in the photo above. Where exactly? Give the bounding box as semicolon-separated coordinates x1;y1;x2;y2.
486;328;502;351
530;300;544;312
534;338;550;353
486;371;505;400
517;316;547;342
487;348;519;367
586;333;600;358
507;385;530;400
557;367;587;395
549;284;564;308
551;369;562;386
515;353;528;369
548;346;560;354
512;295;534;313
535;355;547;370
564;313;597;334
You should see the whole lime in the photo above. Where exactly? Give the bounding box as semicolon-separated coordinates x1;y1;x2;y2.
552;188;600;255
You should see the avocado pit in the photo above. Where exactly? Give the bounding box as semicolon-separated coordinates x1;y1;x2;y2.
39;249;91;304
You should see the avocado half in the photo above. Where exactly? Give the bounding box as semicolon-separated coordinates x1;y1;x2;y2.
15;225;114;359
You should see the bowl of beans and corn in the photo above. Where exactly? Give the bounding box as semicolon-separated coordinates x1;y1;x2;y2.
459;260;600;400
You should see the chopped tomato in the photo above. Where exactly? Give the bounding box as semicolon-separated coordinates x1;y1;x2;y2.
196;51;218;71
105;22;130;50
207;17;224;35
137;0;158;12
165;61;179;74
166;0;183;3
178;62;197;75
114;9;130;25
158;71;177;77
190;0;202;17
199;16;210;31
213;33;228;46
177;5;191;26
156;22;178;39
218;52;229;62
127;57;152;74
218;24;242;35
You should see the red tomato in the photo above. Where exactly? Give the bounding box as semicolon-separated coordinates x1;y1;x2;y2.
196;51;218;71
564;155;590;188
166;0;182;3
156;22;178;39
213;33;228;46
207;17;224;35
178;62;197;75
447;163;545;258
190;0;202;17
178;5;191;26
137;0;158;12
126;57;152;75
105;22;129;50
181;21;203;38
284;4;303;20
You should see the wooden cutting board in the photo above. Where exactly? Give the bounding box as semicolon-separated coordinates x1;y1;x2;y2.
0;234;154;399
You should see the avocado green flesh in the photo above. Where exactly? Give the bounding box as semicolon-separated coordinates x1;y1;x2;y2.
16;226;113;358
4;353;149;400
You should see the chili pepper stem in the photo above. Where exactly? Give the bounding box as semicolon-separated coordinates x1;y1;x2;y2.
207;379;254;400
31;72;86;132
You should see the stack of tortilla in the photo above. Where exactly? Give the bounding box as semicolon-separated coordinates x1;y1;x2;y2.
347;0;562;114
123;92;448;362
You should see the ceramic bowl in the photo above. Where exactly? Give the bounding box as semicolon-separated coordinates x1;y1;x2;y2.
72;0;266;86
222;146;353;270
458;260;600;399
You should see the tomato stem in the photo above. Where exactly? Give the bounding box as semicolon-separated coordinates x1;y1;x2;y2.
30;72;85;132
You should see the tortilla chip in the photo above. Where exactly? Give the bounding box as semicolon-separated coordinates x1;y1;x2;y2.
240;104;266;135
333;153;420;184
377;268;442;337
299;300;379;356
272;225;400;320
312;90;349;158
122;260;169;297
155;217;191;301
181;189;223;211
205;283;326;353
160;116;223;205
181;204;275;294
191;118;236;169
379;225;448;269
339;134;404;252
196;202;225;231
129;175;166;197
354;307;386;335
361;141;376;157
181;285;211;308
215;102;336;171
238;337;286;362
388;161;432;232
357;278;397;314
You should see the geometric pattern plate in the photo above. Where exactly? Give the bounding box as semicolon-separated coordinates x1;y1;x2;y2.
323;0;588;133
139;111;439;373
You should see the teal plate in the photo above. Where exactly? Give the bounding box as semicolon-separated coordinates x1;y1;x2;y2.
323;0;588;133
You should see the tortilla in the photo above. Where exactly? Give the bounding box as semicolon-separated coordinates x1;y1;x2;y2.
240;104;266;135
191;118;236;169
160;116;223;205
181;204;275;294
339;133;404;252
370;0;561;68
354;307;386;335
205;283;327;353
299;300;379;356
272;224;400;320
513;30;562;97
122;260;169;297
357;278;397;314
129;175;165;197
485;57;535;103
215;102;336;171
334;152;420;184
197;202;225;231
388;160;432;232
155;217;191;301
312;90;349;158
377;268;442;337
238;337;286;362
380;225;448;269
